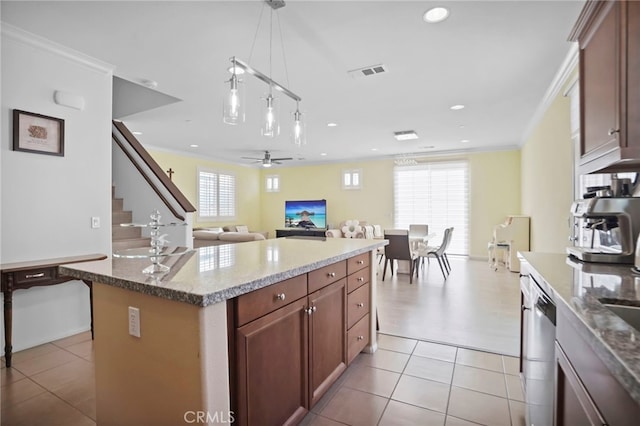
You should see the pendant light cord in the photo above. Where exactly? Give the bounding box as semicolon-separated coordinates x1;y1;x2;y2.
247;2;266;67
276;9;291;90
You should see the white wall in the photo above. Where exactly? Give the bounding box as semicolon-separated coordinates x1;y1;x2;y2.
112;141;192;247
1;25;113;351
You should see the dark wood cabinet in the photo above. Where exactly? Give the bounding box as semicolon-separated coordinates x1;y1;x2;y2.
230;254;371;425
308;279;347;406
556;303;640;426
555;342;606;426
235;300;309;426
570;0;640;174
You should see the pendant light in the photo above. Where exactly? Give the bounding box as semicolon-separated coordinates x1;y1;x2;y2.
261;88;279;137
222;0;305;145
292;102;305;146
222;57;244;125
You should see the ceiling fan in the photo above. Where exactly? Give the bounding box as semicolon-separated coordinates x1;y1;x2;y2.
241;151;293;168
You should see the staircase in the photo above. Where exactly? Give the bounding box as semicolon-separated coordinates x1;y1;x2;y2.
112;187;151;250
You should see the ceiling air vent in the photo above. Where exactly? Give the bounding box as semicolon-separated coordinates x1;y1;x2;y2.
348;64;388;79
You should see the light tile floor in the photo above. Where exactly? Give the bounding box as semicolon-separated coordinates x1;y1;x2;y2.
302;334;525;426
1;332;525;425
1;258;526;425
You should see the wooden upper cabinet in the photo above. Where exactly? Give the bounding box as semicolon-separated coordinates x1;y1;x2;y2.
570;0;640;174
627;0;640;149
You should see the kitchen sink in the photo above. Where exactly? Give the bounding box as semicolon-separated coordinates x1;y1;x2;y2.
602;302;640;331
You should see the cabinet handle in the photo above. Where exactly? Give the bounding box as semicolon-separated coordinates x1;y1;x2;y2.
356;302;365;308
608;128;620;136
276;293;286;301
25;272;45;279
357;277;364;282
306;306;317;315
357;336;364;341
357;260;364;264
328;272;336;278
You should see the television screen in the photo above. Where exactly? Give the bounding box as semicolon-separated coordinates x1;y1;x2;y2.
285;199;327;229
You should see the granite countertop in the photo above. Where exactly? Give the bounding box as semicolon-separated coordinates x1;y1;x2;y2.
60;237;386;307
519;252;640;404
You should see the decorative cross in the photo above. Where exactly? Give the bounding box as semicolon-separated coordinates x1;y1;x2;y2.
166;168;175;181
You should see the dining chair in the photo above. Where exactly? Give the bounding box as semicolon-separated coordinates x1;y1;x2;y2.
415;227;452;280
382;229;419;284
442;227;454;272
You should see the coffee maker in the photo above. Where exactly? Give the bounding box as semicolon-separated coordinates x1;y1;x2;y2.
568;197;640;264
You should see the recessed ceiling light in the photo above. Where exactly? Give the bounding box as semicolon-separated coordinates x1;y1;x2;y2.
394;130;419;141
423;7;450;23
132;131;143;135
327;123;338;127
189;144;199;148
371;148;378;151
450;104;465;110
139;79;158;89
458;124;465;129
461;139;470;143
320;153;327;156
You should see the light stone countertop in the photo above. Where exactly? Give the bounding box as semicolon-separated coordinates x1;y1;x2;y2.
60;237;386;307
519;252;640;405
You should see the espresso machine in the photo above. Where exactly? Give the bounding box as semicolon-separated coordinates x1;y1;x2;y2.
568;197;640;264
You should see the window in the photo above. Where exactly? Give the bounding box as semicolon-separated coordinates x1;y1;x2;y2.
266;175;280;192
343;169;362;189
198;168;236;220
394;160;469;255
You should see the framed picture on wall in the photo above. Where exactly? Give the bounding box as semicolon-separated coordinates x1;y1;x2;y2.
13;109;65;156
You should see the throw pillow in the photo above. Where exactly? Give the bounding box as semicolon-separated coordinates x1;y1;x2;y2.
236;225;249;233
341;220;360;238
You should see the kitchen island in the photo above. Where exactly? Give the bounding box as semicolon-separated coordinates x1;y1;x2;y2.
519;252;640;426
59;237;386;426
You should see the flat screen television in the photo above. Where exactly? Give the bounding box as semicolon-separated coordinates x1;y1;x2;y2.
284;199;327;229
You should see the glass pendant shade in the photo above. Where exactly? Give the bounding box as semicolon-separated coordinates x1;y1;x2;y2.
223;73;244;125
292;109;306;146
261;92;279;138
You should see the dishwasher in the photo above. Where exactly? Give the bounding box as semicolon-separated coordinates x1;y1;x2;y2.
520;270;557;426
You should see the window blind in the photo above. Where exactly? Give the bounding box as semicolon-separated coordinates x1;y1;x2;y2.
198;169;236;220
394;160;469;255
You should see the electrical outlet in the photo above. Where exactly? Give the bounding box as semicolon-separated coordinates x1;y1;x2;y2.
91;217;101;229
128;306;141;338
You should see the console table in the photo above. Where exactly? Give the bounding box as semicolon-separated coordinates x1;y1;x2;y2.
276;228;327;238
1;253;107;367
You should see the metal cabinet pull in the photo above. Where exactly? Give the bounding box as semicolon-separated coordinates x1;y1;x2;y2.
356;302;365;308
608;128;620;136
276;293;286;301
328;272;336;278
25;272;45;279
357;260;364;264
306;306;317;315
357;336;364;341
357;277;364;282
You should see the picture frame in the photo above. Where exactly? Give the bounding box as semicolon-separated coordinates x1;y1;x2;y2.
13;109;65;156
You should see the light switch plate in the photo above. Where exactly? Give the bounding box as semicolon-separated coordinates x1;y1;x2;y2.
91;217;101;229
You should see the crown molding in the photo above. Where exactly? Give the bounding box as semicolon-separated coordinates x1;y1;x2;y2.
520;42;579;145
1;22;114;74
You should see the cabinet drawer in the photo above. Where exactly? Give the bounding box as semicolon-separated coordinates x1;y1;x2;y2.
14;267;57;286
235;274;307;326
347;313;370;365
308;261;346;293
347;267;369;293
347;253;369;274
347;283;370;329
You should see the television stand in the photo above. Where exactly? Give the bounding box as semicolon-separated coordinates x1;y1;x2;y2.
276;228;327;238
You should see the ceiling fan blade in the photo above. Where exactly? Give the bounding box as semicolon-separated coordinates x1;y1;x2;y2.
271;157;293;161
240;156;262;160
